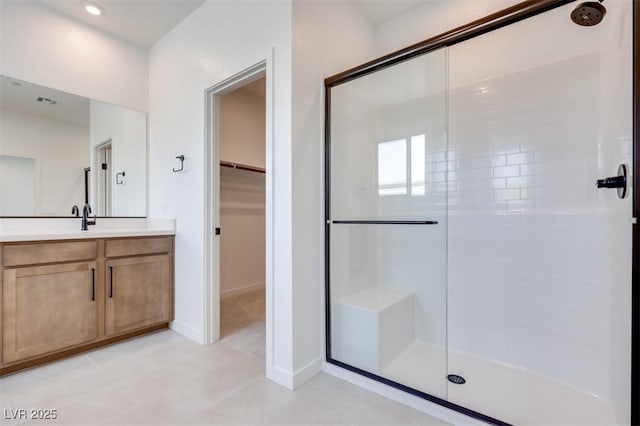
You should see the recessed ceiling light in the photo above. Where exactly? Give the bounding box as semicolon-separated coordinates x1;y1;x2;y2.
84;2;104;16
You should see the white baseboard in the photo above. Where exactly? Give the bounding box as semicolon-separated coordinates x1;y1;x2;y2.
267;364;295;389
323;362;486;426
293;357;323;388
169;320;204;344
267;357;323;390
221;281;265;299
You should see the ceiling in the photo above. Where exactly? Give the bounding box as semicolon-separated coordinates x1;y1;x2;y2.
350;0;429;25
39;0;205;47
0;76;90;126
34;1;428;48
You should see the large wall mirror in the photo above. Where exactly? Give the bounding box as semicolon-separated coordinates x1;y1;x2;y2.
0;75;146;217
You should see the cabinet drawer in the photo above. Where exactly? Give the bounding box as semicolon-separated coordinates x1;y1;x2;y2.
3;241;97;267
105;237;172;258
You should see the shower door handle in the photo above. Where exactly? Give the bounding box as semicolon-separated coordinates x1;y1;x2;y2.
596;164;628;199
596;176;625;188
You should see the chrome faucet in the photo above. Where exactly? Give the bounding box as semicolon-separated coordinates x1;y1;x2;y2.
81;203;96;231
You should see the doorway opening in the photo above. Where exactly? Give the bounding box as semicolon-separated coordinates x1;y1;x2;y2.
95;140;112;216
218;77;266;356
204;60;271;364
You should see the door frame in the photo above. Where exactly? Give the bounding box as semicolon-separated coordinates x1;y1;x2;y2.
95;139;112;216
203;59;271;351
631;2;639;423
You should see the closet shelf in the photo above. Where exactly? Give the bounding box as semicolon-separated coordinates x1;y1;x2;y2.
220;160;265;174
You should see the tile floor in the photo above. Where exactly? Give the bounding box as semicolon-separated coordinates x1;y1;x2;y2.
0;289;448;425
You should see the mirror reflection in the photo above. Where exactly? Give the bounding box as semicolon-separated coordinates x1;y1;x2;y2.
0;76;146;217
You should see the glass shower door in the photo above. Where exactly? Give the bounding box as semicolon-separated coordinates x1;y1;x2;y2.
446;1;633;424
328;49;449;399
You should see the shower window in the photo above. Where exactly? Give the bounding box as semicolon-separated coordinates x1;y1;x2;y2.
377;139;407;196
377;134;426;197
325;1;634;425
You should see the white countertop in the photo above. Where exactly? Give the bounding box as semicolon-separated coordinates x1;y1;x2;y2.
0;218;175;242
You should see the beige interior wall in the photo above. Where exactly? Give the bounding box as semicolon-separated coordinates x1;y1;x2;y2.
220;78;266;296
219;78;266;169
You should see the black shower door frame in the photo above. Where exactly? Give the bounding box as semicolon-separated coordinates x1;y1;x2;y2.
323;1;639;424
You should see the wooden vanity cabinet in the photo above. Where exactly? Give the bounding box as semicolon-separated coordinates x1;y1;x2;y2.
0;236;174;375
105;237;173;337
105;255;172;336
3;261;98;364
1;240;99;365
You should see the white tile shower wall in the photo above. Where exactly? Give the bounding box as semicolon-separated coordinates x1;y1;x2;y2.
330;225;378;302
446;0;632;419
375;225;446;345
374;53;447;349
330;83;379;221
448;53;616;214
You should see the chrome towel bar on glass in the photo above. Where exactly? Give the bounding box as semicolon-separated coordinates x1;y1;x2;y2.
331;220;438;225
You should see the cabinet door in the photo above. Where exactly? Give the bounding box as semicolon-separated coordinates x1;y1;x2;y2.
105;255;171;336
3;262;98;364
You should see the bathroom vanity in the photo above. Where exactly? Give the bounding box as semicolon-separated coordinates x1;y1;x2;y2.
0;225;175;375
0;71;176;375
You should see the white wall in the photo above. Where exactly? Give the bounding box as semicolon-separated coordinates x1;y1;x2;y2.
147;0;295;386
0;156;35;216
220;86;266;169
0;109;89;215
0;0;148;112
89;100;147;216
291;0;377;377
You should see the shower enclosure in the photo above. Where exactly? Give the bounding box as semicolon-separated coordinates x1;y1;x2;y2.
324;1;635;424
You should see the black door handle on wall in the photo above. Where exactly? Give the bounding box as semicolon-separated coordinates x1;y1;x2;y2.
596;176;625;188
91;268;95;301
596;164;628;199
109;266;113;298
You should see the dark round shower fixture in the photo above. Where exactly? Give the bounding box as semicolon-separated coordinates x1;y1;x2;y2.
570;1;606;26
